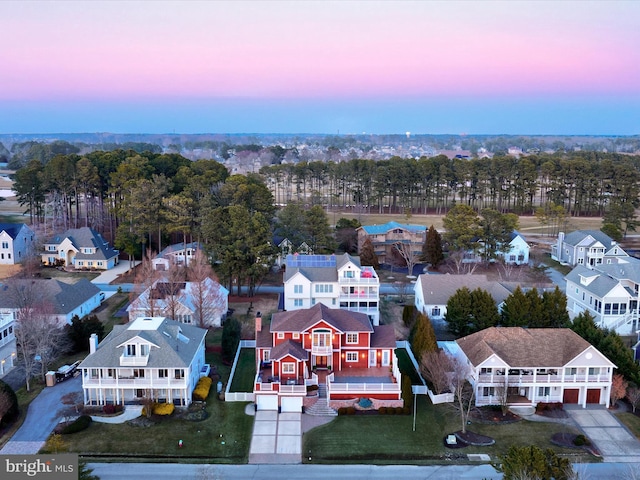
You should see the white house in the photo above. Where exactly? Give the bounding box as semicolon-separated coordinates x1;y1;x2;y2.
152;242;201;271
413;274;511;321
0;309;16;377
455;327;616;408
127;278;229;328
0;223;35;265
79;317;208;406
496;231;530;266
283;254;380;325
42;227;119;270
552;230;627;267
565;259;640;335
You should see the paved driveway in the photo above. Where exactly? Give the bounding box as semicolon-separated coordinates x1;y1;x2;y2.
249;410;301;464
567;407;640;462
0;375;82;454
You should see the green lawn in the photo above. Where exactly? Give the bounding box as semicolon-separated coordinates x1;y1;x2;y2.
303;397;590;464
63;397;253;462
395;348;422;385
616;412;640;438
229;349;256;393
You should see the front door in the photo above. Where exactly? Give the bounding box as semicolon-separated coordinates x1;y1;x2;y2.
316;356;327;369
369;350;376;367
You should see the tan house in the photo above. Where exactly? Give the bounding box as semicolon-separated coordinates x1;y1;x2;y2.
356;221;426;266
42;227;119;270
454;327;616;408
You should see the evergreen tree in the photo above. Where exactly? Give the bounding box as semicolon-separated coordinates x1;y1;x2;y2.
444;287;474;336
359;237;379;269
500;286;530;326
470;288;500;332
221;317;241;365
540;286;570;327
525;288;544;327
65;315;105;354
422;225;444;267
305;205;336;253
409;312;438;360
496;445;574;480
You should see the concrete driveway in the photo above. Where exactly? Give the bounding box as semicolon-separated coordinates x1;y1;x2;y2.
0;375;82;454
567;407;640;462
249;410;302;464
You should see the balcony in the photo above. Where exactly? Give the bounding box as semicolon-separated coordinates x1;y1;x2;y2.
119;354;149;367
82;374;186;388
311;345;333;356
339;277;379;285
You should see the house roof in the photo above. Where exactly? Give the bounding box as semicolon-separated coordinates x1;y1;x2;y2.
563;230;615;249
283;253;361;282
270;339;309;361
0;278;100;314
255;325;273;349
370;324;396;348
415;274;511;305
565;265;623;298
79;317;207;369
595;257;640;284
456;327;606;368
156;242;202;259
0;223;30;239
127;278;229;315
359;221;426;235
46;227;119;261
271;303;373;334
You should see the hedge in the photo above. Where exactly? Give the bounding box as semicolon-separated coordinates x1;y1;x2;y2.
193;376;213;401
142;402;175;416
61;415;92;434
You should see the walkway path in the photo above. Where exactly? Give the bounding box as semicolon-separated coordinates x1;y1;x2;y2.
248;409;302;464
90;405;142;424
566;406;640;462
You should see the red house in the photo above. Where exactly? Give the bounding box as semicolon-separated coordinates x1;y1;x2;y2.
254;303;402;412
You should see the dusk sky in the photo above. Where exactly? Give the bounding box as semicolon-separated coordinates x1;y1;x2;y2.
1;1;638;135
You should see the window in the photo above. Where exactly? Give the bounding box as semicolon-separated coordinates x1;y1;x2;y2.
133;369;145;378
277;332;284;339
90;369;99;379
482;387;495;397
294;285;303;294
344;270;355;278
294;299;303;307
315;284;333;293
588;367;600;376
174;369;184;379
159;369;168;378
566;368;577;376
346;333;358;344
107;369;114;378
509;255;516;262
84;248;92;254
1;242;7;249
282;362;295;374
538;386;550;396
431;307;441;317
98;261;103;266
126;344;136;356
263;350;270;363
480;368;491;374
518;254;525;261
311;298;316;305
346;352;358;362
292;333;300;339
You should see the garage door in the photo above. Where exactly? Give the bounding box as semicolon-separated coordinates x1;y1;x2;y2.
256;394;278;411
563;389;579;404
586;389;601;404
281;396;303;413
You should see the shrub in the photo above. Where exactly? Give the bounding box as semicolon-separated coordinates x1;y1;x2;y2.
387;407;396;415
573;434;590;447
193;376;214;401
307;385;319;393
395;406;405;415
0;380;19;428
61;415;92;434
403;406;411;415
153;402;175;416
103;404;116;415
378;407;387;415
337;407;347;415
346;407;356;415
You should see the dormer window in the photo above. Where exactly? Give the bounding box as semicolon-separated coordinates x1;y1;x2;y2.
126;344;136;356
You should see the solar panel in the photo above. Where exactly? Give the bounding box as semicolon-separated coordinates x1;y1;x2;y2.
286;254;336;268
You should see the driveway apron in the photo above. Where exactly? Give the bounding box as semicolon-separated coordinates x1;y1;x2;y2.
249;410;301;464
567;406;640;462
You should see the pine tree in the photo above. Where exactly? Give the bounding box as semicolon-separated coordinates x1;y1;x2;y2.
540;286;570;327
525;287;544;327
470;288;500;332
444;287;474;336
422;225;444;267
359;237;379;269
410;312;438;360
500;286;530;326
496;445;574;480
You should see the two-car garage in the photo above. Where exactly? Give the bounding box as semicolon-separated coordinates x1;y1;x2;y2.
256;394;303;412
562;388;602;406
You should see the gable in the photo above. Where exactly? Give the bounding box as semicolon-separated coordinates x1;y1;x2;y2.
59;238;77;252
301;319;341;334
117;334;160;350
476;353;509;369
285;270;312;285
565;345;616;368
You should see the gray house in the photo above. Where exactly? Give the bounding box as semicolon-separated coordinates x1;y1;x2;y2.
0;223;35;265
552;230;627;267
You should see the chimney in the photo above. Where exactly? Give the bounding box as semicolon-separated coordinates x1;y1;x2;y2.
89;333;99;354
255;312;262;333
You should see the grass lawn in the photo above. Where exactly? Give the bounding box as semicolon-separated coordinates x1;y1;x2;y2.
229;349;256;393
303;397;591;464
63;397;253;462
395;348;422;385
616;412;640;438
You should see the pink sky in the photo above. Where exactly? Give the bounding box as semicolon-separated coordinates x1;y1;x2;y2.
0;1;638;134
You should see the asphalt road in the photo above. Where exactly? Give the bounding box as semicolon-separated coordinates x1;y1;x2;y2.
86;462;640;480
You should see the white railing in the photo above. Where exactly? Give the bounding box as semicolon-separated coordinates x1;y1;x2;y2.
478;373;611;385
311;345;333;355
82;376;186;388
225;392;255;402
328;382;400;393
279;384;307;394
119;354;149;367
339;293;379;301
338;277;379;285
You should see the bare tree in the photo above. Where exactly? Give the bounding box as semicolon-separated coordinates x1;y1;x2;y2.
420;349;453;395
610;373;628;407
130;249;161;318
494;380;511;416
446;250;479;275
392;241;421;277
626;385;640;413
188;249;227;328
447;355;476;434
497;258;520;282
160;264;188;321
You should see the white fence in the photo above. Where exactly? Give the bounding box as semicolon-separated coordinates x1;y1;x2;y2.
396;341;454;404
224;340;256;403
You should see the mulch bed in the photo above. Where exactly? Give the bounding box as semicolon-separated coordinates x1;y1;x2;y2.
443;430;495;448
536;408;569;419
470;406;522;424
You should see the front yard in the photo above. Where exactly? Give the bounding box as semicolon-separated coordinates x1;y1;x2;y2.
302;397;591;464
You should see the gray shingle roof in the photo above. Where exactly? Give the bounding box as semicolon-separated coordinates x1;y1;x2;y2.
0;223;30;239
456;327;610;368
0;278;100;314
416;274;511;305
47;227;118;261
283;253;361;282
595;257;640;284
563;230;615;249
270;339;309;361
79;318;207;369
271;303;373;334
370;324;396;348
565;265;621;298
